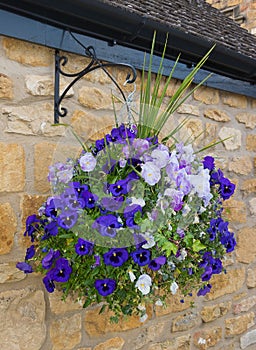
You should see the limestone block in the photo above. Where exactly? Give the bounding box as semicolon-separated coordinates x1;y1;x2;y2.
49;289;82;314
233;296;256;315
178;118;204;145
206;268;245;300
218;127;242;150
71;109;114;141
225;312;255;336
240;329;256;349
204;123;218;145
246;134;256;151
249;198;256;216
193;327;222;349
228;156;253;175
34;142;56;193
25;75;74;96
236;226;256;264
155;292;192;316
223;199;247;224
247;266;256;288
84;304;152;336
0;203;17;254
194;86;219;105
94;337;125;350
148;335;191;350
204;109;230;122
201;301;232;323
222;92;247;108
236;112;256;129
172;312;201;332
78;86;113;110
50;314;81;350
0;73;13;99
0;288;46;350
0;262;25;283
2;37;52;66
241;179;256;194
0;143;25;192
177;104;200;116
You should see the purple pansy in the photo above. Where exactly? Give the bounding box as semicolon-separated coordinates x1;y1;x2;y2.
50;258;72;283
75;238;94;256
24;214;40;242
101;196;124;211
130;248;151;266
197;283;212;296
25;245;35;260
42;220;58;240
92;214;122;237
16;262;33;273
103;248;129;267
43;272;55;293
219;177;236;200
108;179;130;197
81;191;98;209
57;210;78;229
95;278;116;296
148;256;167;270
42;249;60;269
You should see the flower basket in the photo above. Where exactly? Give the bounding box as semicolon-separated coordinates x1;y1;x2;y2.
17;37;236;322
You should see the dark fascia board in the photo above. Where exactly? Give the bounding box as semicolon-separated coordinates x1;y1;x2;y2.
0;8;255;98
0;0;256;84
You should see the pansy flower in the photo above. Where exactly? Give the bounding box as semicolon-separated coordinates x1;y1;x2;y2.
43;272;55;293
130;248;151;266
42;249;60;269
103;248;129;267
57;210;78;229
16;262;33;274
25;245;35;260
95;278;116;296
75;238;94;256
148;256;166;271
92;214;122;237
50;258;72;283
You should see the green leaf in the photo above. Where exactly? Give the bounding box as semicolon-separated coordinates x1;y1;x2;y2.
162;241;178;256
192;240;206;252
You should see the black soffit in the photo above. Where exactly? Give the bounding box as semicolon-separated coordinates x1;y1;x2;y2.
0;0;256;84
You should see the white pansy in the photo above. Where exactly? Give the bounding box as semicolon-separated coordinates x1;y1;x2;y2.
140;313;148;323
128;269;136;282
177;248;187;261
193;215;199;224
130;197;146;207
79;152;97;172
155;299;163;306
141;232;156;249
135;274;152;295
170;281;179;295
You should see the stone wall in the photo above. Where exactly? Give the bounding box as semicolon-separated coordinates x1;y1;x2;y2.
0;36;255;350
207;0;256;33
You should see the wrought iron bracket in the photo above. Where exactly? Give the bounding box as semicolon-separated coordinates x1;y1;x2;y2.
54;45;137;124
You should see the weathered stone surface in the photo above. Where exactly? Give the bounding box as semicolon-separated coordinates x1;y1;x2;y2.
3;103;66;136
194;86;219;105
177;104;200;116
236;226;256;264
178;118;204;145
84;305;152;336
204;109;230;122
78;348;91;350
50;314;81;350
172;312;201;332
94;337;125;350
0;203;17;254
201;301;232;323
246;134;256;151
193;327;222;349
148;335;191;350
155;293;192;317
132;322;166;350
218;127;242;150
223;198;247;223
233;296;256;315
206;268;245;300
241;179;256;194
0;262;25;283
0;288;46;350
34;142;56;193
78;86;114;110
228;156;253;175
247;266;256;288
249;198;256;216
0;73;13;99
225;312;255;336
2;37;52;66
204;123;218;144
0;143;25;192
49;290;82;314
221;92;247;108
25;75;74;96
236;112;256;129
71;109;114;141
240;329;256;350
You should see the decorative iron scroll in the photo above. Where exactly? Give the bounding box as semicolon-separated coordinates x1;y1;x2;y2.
54;45;137;124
